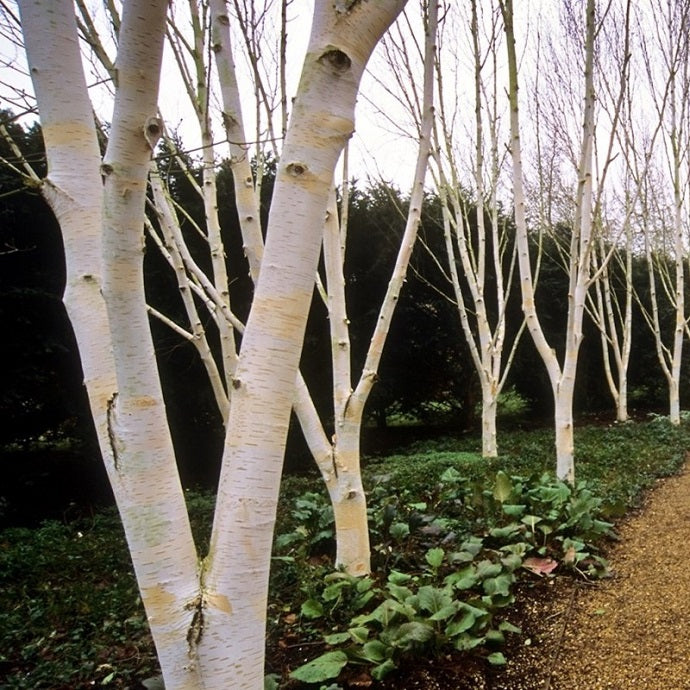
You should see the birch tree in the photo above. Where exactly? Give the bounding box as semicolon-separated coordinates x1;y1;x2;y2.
501;0;599;482
18;2;407;688
153;1;435;576
70;0;404;577
632;0;690;425
585;0;634;422
430;0;521;457
152;0;437;576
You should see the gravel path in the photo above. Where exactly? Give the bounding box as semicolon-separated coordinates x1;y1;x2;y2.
494;460;690;689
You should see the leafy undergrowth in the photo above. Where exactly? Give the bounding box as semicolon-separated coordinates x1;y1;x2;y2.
1;416;689;689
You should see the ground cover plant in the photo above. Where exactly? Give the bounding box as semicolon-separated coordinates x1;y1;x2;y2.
1;417;689;689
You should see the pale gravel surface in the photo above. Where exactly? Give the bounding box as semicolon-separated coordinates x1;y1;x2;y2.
494;459;690;690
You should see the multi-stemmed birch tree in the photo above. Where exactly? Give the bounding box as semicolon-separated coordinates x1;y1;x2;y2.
502;0;599;482
17;2;407;688
67;0;436;579
430;0;521;457
630;0;690;425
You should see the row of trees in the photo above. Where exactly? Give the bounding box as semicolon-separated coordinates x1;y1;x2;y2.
2;0;690;687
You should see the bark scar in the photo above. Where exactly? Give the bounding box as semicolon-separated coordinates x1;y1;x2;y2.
106;392;120;471
186;594;205;653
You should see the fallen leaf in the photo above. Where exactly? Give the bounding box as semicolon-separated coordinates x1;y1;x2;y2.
522;556;559;576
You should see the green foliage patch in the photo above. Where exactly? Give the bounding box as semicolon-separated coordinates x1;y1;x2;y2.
1;417;689;687
0;512;158;689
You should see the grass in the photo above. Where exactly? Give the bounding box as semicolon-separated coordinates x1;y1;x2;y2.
1;416;689;688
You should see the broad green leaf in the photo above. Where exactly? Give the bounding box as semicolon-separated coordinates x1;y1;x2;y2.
460;536;484;555
521;514;542;530
440;467;463;483
535;483;570;504
289;651;348;683
300;599;324;619
448;550;475;564
500;542;529;557
388;570;413;585
389;522;410;541
502;503;526;517
489;524;522;539
372;659;398;680
488;652;507;665
493;471;513;503
454;633;485;651
593;519;614;534
500;553;523;571
429;602;460;621
392;621;435;646
356;577;374;593
361;640;388;663
323;581;349;602
370;599;411;626
386;583;413;603
483;574;513;597
353;590;375;610
324;632;350;645
274;533;301;549
460;601;491;618
445;567;477;591
348;626;370;644
476;560;503;579
446;610;477;636
417;585;451;614
425;547;445;569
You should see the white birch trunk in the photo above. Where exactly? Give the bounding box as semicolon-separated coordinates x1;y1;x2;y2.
636;1;688;426
20;2;204;687
201;4;406;686
502;0;597;483
99;4;205;687
17;0;116;458
320;190;370;574
668;82;684;426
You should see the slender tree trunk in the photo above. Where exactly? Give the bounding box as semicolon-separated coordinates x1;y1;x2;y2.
99;3;206;686
480;381;498;457
502;0;596;483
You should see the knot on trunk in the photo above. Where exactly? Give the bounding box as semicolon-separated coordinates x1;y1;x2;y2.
319;48;352;75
